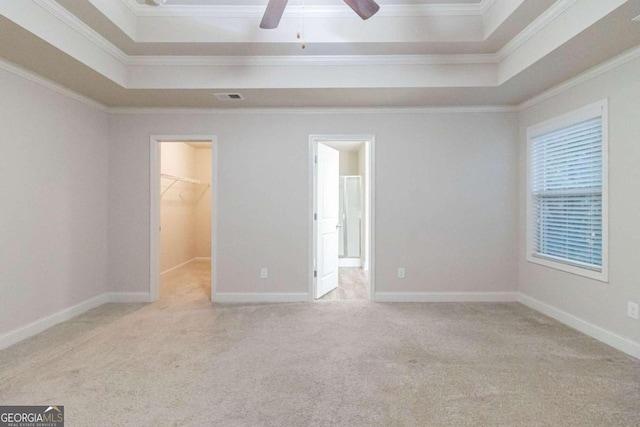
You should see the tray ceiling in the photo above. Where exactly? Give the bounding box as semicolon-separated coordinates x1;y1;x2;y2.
0;0;639;109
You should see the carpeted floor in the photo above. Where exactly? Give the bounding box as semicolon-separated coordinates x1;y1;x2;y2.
1;262;639;426
320;267;368;301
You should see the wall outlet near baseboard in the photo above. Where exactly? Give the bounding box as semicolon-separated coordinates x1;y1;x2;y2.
260;268;268;279
397;268;405;279
628;302;639;319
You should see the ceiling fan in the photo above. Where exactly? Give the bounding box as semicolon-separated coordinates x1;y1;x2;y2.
260;0;381;29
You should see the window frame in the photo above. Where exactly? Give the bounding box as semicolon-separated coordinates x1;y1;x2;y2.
526;99;609;282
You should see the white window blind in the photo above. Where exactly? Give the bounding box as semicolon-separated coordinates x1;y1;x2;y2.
530;115;603;271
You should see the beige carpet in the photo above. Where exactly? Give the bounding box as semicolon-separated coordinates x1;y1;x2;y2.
1;262;639;426
320;267;368;301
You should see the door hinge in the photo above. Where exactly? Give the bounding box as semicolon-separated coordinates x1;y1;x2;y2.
314;155;318;164
314;213;317;220
313;270;317;278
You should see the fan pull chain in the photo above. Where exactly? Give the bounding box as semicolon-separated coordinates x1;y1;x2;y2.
297;0;306;49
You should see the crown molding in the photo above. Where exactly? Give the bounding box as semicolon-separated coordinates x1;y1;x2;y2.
108;105;517;115
25;0;504;75
30;0;495;71
10;0;637;114
496;0;579;61
480;0;498;14
2;51;499;115
118;0;139;15
4;32;638;118
127;53;497;67
517;43;640;111
27;0;578;76
33;0;128;63
0;57;108;113
34;0;581;74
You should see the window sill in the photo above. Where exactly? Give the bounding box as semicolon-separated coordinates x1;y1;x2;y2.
526;254;608;283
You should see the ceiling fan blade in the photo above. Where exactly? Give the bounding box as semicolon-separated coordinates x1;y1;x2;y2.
260;0;289;29
343;0;380;20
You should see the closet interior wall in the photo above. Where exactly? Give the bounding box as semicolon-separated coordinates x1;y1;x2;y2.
160;142;211;273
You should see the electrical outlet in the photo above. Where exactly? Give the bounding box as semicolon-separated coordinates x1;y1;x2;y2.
628;302;639;320
397;268;405;279
260;268;268;279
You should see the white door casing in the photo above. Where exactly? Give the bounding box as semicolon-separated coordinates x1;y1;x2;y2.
315;143;340;299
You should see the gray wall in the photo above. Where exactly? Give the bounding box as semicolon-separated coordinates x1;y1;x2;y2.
0;68;109;335
108;111;519;296
518;56;640;344
2;49;637;354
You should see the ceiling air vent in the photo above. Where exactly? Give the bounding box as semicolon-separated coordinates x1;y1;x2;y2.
214;93;245;101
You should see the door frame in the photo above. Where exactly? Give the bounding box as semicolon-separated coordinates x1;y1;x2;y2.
309;135;376;301
149;135;218;302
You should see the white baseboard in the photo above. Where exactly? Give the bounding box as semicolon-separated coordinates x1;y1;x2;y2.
108;292;153;303
214;293;309;303
374;292;519;303
4;289;636;361
0;293;109;351
518;293;640;360
160;258;196;275
339;258;362;267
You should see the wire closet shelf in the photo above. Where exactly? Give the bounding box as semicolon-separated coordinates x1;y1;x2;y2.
160;173;210;198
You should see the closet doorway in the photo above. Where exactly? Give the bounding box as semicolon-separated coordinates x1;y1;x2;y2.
150;136;217;302
310;136;375;301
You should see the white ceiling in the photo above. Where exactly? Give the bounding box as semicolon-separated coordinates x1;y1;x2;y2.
1;0;639;109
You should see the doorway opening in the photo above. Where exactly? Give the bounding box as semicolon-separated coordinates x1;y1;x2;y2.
310;136;375;301
150;136;217;303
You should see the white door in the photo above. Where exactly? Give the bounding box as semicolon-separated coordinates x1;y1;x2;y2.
315;144;340;299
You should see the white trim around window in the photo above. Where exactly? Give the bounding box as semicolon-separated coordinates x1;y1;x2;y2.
526;99;609;282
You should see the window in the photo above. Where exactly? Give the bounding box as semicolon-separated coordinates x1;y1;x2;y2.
526;100;608;282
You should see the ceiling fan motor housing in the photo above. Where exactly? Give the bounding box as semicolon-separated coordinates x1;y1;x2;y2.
260;0;380;29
